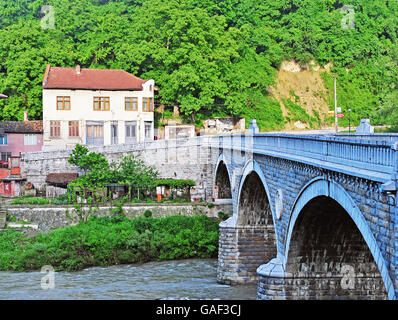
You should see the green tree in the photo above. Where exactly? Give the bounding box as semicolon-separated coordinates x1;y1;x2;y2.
116;155;159;198
68;144;109;173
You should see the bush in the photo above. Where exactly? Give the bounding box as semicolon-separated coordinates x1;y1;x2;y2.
217;211;230;221
11;197;50;205
155;179;196;189
0;215;219;272
52;194;70;205
283;98;319;128
143;210;152;218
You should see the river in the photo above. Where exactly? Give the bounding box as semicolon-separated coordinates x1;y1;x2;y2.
0;259;257;300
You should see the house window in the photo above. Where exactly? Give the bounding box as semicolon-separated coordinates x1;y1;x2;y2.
93;97;110;111
0;152;10;162
125;97;138;111
50;121;61;137
57;96;71;110
125;121;137;143
86;121;104;145
24;134;37;145
0;134;8;145
87;125;103;138
143;97;154;112
144;121;152;140
68;121;79;137
0;152;10;168
111;122;118;145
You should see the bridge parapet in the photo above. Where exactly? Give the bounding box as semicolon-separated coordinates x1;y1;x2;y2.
336;133;398;142
211;133;398;181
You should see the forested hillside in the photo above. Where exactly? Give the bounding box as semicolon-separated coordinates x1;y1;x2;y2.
0;0;397;131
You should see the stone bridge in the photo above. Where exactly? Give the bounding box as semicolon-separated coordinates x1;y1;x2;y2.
211;126;398;300
20;123;398;300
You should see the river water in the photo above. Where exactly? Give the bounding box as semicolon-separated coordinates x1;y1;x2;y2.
0;259;257;300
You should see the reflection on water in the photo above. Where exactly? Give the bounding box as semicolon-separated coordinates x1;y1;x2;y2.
0;259;257;300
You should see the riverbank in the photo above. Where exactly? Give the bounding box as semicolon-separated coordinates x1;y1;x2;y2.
0;215;219;272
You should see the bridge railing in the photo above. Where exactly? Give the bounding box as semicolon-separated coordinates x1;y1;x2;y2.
212;134;398;176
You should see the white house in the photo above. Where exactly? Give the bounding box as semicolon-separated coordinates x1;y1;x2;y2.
42;64;155;151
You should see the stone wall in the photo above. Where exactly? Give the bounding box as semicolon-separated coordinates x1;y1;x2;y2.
257;273;388;300
21;137;215;201
6;202;232;232
218;224;276;284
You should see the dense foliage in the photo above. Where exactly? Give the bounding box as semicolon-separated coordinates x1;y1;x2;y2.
0;215;219;271
0;0;396;129
155;179;196;189
67;144;159;201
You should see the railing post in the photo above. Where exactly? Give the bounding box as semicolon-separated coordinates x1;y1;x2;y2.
393;142;398;180
322;137;328;161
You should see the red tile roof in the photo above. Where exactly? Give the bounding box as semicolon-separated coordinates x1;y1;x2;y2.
0;121;43;134
43;64;150;91
46;173;78;184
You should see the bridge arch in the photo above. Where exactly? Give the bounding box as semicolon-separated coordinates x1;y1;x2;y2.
235;160;277;277
284;178;395;300
214;154;232;200
236;160;275;226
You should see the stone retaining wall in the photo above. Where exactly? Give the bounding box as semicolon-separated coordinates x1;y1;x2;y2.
6;202;232;232
21;136;215;201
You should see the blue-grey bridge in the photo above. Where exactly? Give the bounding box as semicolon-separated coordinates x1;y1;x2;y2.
19;121;398;300
210;124;397;300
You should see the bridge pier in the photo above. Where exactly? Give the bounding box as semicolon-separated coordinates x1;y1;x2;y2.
217;217;276;284
257;262;388;300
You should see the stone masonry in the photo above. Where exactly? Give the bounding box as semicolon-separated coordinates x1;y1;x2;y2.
21;137;215;202
210;132;398;300
19;132;398;299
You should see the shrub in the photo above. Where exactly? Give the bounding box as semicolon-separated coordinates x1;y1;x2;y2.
143;210;152;218
52;194;70;205
0;215;219;272
11;197;50;205
217;211;229;221
155;179;196;189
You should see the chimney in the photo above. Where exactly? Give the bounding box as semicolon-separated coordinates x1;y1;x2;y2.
24;110;28;122
76;65;81;75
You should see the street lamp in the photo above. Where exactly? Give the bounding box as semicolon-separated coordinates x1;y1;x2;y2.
348;109;352;133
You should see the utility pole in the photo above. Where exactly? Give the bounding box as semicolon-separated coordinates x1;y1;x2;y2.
334;76;338;133
348;108;352;133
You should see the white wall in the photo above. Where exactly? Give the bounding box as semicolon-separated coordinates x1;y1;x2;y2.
42;80;155;150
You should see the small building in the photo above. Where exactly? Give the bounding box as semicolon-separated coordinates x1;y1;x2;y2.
0;117;43;197
45;172;79;198
42;64;156;151
164;125;195;139
0;116;43;159
203;117;245;135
